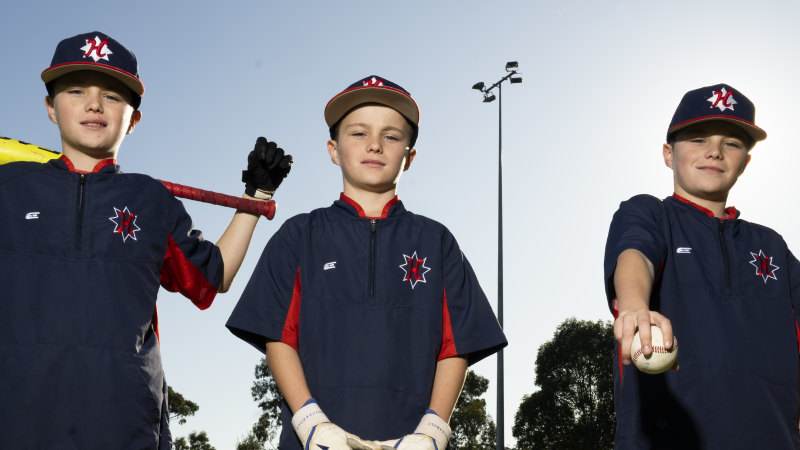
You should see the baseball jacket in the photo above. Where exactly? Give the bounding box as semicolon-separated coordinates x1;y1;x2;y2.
604;194;800;449
0;157;223;449
227;195;507;449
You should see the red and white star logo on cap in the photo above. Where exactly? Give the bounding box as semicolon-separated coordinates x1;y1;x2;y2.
707;87;737;112
363;76;384;87
80;36;113;62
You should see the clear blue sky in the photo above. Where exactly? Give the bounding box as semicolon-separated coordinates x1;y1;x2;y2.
4;1;800;447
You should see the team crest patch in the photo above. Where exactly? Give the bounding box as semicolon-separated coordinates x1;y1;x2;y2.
399;251;431;289
707;87;737;112
749;250;779;284
81;36;113;62
109;207;140;243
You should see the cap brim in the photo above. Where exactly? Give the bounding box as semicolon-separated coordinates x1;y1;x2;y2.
668;115;766;143
325;86;419;128
41;62;144;97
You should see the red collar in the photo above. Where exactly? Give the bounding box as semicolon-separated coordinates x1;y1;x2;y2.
672;193;737;220
340;193;399;219
60;155;117;173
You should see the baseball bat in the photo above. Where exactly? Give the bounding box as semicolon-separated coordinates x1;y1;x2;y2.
0;136;276;219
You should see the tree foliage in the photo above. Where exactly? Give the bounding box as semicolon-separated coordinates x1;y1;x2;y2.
450;370;496;449
169;387;215;449
174;431;216;450
168;386;199;425
236;357;284;450
512;318;615;449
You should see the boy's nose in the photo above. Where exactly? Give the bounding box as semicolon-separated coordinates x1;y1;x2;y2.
85;93;103;113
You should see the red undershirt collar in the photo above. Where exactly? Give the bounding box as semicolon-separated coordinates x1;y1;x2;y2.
60;155;117;173
340;193;399;219
672;193;738;220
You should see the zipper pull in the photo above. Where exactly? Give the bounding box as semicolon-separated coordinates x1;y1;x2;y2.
370;219;376;232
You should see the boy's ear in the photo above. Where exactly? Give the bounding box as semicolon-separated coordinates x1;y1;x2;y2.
327;139;340;166
662;143;674;169
126;110;142;135
403;148;417;171
45;96;57;125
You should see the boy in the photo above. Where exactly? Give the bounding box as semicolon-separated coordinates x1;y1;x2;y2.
604;83;800;448
226;75;507;449
0;31;291;448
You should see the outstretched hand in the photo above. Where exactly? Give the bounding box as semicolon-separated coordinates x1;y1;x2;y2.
242;136;293;199
614;306;674;366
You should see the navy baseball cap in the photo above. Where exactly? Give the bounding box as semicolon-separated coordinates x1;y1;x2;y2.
325;75;420;133
41;31;144;107
667;83;766;143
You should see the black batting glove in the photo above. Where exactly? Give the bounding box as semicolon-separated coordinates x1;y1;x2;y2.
242;136;293;199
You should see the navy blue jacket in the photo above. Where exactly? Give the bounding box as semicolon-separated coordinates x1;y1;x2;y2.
227;195;507;449
605;194;800;449
0;158;223;449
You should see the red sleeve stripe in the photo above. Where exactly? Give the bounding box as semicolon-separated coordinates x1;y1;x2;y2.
794;310;799;354
281;268;302;352
438;287;457;360
160;235;218;309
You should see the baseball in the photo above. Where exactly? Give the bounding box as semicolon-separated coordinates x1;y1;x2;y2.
631;325;678;374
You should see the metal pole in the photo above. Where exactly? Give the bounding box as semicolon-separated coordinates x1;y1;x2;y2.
496;82;504;450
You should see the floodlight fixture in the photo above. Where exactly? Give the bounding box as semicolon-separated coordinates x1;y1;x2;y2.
472;82;485;91
505;61;518;71
483;92;496;103
510;75;523;84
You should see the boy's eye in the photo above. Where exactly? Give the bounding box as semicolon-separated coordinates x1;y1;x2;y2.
104;94;121;102
384;135;399;141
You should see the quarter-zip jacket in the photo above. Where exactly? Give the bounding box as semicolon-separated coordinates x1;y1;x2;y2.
605;194;800;449
0;158;223;449
227;194;507;449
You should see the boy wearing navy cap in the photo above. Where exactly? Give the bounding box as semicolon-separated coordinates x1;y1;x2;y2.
227;75;507;449
0;31;291;448
604;84;800;448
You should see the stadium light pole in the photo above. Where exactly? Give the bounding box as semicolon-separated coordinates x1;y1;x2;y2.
472;61;522;450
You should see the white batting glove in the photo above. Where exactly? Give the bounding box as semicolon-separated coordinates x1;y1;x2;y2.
291;398;354;450
347;436;386;450
375;410;451;450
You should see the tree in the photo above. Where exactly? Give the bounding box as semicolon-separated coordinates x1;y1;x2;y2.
169;386;215;449
169;386;199;425
449;370;496;449
512;318;615;449
174;431;216;450
237;357;284;450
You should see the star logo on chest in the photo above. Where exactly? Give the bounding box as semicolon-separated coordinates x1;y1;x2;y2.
109;206;141;243
399;251;431;289
749;249;779;284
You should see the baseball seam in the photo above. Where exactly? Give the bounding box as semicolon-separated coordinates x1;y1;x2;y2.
632;341;678;362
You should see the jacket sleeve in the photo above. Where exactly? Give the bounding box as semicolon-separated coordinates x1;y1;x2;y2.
158;194;223;310
439;228;507;366
226;219;303;353
603;194;667;314
786;249;800;354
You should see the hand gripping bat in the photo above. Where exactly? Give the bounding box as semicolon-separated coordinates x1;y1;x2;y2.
0;136;276;219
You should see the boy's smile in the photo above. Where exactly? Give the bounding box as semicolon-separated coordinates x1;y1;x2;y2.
328;104;416;197
663;121;751;211
45;70;140;162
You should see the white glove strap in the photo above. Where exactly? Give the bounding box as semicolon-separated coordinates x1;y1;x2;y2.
291;399;329;443
253;189;273;200
414;410;451;449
